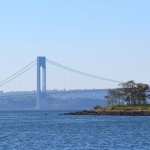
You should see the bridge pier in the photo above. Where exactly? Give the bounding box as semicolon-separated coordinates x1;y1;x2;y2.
36;56;46;109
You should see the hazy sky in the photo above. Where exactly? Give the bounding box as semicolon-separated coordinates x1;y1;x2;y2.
0;0;150;84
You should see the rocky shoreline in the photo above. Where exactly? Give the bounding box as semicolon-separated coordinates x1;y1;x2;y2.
64;110;150;116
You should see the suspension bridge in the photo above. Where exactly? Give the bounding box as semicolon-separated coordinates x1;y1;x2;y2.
0;56;121;110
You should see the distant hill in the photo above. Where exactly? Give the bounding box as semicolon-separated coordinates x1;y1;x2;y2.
0;89;108;110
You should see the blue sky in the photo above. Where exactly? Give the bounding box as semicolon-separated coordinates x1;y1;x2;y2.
0;0;150;84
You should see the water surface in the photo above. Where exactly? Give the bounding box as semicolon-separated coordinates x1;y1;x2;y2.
0;110;150;150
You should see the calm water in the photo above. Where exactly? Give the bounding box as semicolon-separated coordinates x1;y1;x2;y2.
0;111;150;150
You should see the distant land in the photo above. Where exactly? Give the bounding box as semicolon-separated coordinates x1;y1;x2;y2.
65;105;150;116
0;89;107;110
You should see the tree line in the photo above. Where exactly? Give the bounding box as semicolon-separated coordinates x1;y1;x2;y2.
105;80;150;106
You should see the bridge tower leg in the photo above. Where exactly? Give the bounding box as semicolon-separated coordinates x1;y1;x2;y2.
36;56;46;109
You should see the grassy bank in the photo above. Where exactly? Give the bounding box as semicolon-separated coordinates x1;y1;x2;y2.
93;104;150;111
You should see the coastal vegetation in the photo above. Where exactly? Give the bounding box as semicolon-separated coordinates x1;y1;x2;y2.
93;104;150;111
92;80;150;111
105;80;150;106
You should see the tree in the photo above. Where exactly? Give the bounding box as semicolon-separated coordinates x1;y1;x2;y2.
105;88;125;105
105;80;149;106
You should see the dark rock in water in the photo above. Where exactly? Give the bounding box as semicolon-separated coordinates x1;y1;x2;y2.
45;114;47;115
64;110;150;116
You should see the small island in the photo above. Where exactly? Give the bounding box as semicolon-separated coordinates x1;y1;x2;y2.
65;105;150;116
65;80;150;116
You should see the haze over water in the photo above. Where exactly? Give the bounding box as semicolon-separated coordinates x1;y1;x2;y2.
0;110;150;150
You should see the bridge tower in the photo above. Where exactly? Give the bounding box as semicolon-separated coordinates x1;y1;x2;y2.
36;56;46;109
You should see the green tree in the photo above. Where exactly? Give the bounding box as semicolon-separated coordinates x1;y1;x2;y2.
105;80;149;106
